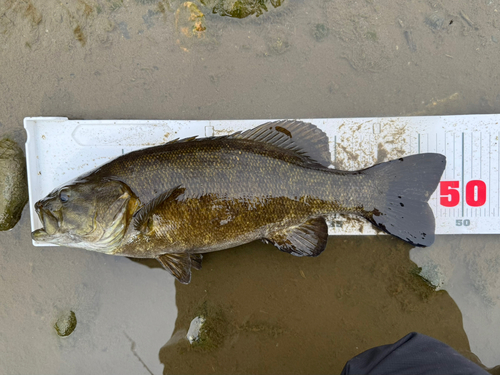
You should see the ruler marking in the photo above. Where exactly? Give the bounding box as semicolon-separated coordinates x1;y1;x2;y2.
444;132;447;180
462;132;465;217
436;132;439;214
334;135;337;165
489;133;491;216
418;133;420;154
453;134;456;179
470;133;473;178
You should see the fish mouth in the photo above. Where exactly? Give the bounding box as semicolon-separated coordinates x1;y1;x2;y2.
32;204;60;241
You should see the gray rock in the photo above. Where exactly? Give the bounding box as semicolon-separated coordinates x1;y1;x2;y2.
0;137;28;231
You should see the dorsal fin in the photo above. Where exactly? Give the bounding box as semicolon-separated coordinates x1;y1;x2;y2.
164;136;198;145
161;121;332;167
133;185;185;233
231;120;332;167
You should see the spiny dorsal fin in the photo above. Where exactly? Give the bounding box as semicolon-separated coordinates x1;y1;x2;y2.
190;254;203;270
232;120;332;167
156;253;192;284
133;185;185;234
164;136;198;145
264;216;328;257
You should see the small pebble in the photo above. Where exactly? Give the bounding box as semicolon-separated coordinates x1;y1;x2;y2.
54;310;77;337
425;12;445;31
187;316;205;344
312;23;329;42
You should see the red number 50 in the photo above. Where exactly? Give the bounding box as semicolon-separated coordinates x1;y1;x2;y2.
440;180;487;207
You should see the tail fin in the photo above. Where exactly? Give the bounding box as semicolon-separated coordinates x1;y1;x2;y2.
363;153;446;247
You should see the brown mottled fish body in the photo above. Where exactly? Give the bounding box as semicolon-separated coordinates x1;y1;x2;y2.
33;121;446;283
109;138;363;256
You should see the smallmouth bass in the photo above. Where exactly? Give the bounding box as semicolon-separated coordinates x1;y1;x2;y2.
32;121;446;283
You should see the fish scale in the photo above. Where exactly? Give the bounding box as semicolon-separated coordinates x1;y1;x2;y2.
109;140;345;256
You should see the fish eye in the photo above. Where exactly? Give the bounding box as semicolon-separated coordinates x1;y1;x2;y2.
59;191;69;203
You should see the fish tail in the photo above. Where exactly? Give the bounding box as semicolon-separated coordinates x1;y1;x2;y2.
362;153;446;247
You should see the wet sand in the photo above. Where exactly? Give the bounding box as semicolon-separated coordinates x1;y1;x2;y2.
1;0;499;373
160;236;473;374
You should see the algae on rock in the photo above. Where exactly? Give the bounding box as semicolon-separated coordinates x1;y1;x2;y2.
200;0;283;19
54;310;77;337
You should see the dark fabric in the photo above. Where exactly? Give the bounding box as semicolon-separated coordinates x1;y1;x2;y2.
341;332;489;375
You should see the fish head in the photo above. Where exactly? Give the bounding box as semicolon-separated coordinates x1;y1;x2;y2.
32;178;140;253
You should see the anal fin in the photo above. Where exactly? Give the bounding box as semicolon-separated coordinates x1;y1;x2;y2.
264;217;328;257
157;253;192;284
190;254;203;270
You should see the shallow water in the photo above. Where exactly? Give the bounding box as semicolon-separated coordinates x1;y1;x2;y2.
1;0;499;373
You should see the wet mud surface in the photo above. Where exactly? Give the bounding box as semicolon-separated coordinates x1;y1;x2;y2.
160;237;474;374
1;0;500;373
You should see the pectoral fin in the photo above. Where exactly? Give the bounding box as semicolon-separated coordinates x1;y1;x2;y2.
156;253;193;284
264;217;328;257
133;185;185;234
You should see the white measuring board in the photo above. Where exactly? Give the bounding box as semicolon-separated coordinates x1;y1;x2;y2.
24;116;500;246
